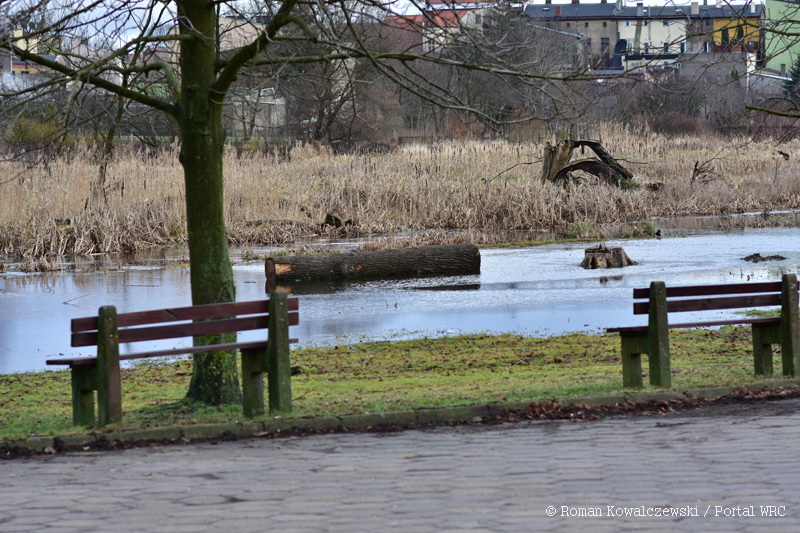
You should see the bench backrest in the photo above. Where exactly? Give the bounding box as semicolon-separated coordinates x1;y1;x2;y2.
632;280;800;315
71;298;300;348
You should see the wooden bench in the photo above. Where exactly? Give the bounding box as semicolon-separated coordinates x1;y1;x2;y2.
608;273;800;389
46;291;299;427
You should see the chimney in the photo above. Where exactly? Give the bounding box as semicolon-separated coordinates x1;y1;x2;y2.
691;2;699;15
572;0;579;4
601;0;607;3
545;0;551;3
637;3;643;17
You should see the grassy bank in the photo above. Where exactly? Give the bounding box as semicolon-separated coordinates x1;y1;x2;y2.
3;123;800;257
0;328;788;441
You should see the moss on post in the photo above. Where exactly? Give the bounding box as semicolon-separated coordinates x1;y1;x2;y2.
647;281;671;388
267;291;292;414
97;305;122;425
781;273;800;377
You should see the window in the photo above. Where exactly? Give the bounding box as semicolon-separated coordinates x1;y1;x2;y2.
566;22;571;28
644;21;649;26
474;14;482;25
662;21;669;27
625;21;631;27
601;37;610;55
603;21;608;27
585;22;589;28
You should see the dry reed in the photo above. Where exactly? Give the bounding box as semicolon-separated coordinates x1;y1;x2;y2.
2;123;800;258
20;255;62;272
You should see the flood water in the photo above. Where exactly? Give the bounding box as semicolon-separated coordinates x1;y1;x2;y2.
2;225;800;375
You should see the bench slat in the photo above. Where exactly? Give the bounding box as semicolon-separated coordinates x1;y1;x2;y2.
633;293;782;315
71;298;299;333
632;281;787;299
608;316;781;334
48;339;300;368
72;311;299;347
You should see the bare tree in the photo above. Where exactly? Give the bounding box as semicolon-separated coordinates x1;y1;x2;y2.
0;0;620;405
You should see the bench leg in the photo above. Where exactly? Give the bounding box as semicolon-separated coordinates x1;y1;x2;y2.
752;323;779;376
781;273;800;377
71;366;97;427
621;333;647;389
647;282;671;388
96;306;122;426
268;292;292;415
241;347;266;418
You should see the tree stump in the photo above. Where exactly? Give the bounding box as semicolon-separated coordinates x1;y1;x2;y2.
580;244;637;269
266;244;481;286
541;139;638;189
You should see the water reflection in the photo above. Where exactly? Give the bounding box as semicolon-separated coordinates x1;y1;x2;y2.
3;226;800;374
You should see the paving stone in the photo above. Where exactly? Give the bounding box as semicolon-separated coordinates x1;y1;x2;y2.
5;398;800;532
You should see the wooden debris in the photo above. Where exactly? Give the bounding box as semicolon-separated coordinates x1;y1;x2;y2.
266;244;481;284
541;139;638;189
742;253;787;263
580;244;637;269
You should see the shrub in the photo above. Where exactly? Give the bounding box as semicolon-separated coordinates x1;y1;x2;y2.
650;112;706;136
5;116;76;151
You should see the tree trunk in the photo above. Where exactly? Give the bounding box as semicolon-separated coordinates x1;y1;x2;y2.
540;139;576;184
580;244;637;269
178;0;241;405
266;244;481;283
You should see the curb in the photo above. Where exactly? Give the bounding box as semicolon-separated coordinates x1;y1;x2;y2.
5;379;800;456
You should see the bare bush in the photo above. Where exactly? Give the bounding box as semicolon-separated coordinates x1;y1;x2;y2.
650;112;707;136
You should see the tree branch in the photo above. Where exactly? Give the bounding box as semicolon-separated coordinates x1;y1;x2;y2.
11;46;178;117
214;0;306;94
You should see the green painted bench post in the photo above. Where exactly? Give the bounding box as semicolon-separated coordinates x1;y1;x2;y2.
96;306;122;426
647;281;671;387
70;366;97;426
620;332;647;388
267;291;292;414
241;346;266;418
752;323;778;376
781;273;800;377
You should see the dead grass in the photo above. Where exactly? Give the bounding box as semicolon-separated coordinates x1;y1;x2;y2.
2;123;800;257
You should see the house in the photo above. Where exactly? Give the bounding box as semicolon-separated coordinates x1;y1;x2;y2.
379;15;425;54
524;1;618;67
764;0;800;76
421;1;505;53
524;1;764;79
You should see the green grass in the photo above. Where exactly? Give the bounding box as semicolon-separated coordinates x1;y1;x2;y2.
0;328;789;441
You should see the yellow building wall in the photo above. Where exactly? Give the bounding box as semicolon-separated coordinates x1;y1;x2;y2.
712;16;760;45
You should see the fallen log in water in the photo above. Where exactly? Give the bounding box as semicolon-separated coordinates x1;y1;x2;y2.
266;243;481;286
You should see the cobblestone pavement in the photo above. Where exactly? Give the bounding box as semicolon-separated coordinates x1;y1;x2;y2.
2;399;800;532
